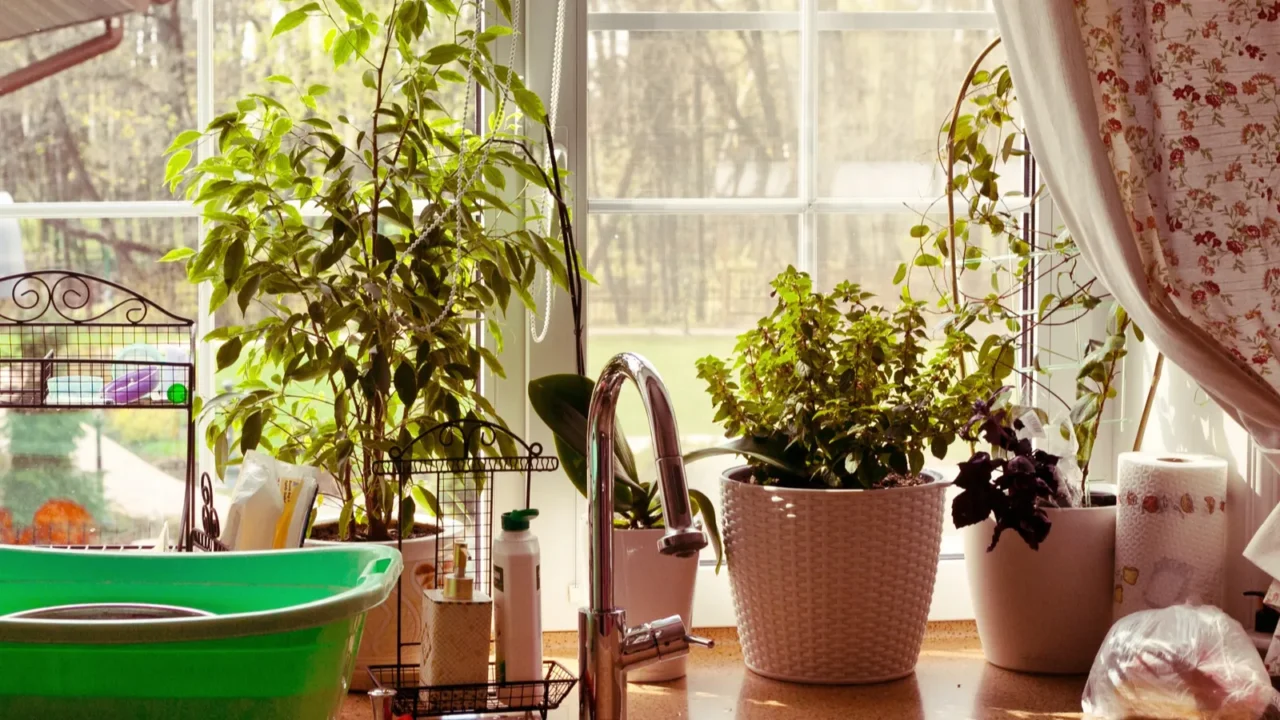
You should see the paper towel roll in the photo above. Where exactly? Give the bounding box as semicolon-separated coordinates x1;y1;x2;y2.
1114;452;1228;621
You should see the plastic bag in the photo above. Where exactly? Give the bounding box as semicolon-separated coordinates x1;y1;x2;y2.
1082;605;1277;719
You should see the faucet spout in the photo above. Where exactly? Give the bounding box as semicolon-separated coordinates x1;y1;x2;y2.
585;352;706;613
580;352;711;720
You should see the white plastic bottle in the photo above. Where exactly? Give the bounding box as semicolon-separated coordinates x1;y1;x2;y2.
493;508;543;703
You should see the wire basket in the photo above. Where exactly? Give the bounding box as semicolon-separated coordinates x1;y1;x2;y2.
367;661;577;719
368;419;572;718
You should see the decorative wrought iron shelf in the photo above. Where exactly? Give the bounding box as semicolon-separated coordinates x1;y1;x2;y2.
0;271;217;552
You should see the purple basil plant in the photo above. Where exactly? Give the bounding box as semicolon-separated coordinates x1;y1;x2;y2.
950;388;1073;551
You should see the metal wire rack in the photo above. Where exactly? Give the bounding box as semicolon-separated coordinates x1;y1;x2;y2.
368;418;574;719
0;271;223;552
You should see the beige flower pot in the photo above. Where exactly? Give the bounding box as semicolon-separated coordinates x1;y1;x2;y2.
308;527;454;690
721;467;946;684
613;528;699;683
962;506;1117;674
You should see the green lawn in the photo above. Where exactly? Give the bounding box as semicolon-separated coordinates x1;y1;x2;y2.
204;329;737;462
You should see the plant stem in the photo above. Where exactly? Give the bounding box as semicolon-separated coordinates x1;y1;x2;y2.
946;36;1002;376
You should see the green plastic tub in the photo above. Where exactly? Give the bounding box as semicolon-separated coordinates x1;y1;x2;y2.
0;544;402;720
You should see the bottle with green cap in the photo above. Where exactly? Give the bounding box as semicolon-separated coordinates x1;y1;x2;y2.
493;508;543;701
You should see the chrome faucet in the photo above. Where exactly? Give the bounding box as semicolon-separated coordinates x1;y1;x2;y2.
579;353;714;720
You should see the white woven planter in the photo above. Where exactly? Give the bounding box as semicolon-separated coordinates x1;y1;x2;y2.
721;467;946;684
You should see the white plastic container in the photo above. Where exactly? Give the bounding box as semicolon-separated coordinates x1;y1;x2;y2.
493;509;543;702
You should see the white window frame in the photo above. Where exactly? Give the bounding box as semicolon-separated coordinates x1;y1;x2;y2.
520;3;1238;630
518;3;1016;629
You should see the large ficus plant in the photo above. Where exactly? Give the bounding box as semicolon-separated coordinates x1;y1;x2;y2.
691;267;1005;490
162;0;573;541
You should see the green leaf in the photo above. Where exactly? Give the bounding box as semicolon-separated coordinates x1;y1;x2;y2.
425;43;467;65
337;501;353;540
307;84;330;97
399;496;416;536
166;130;202;154
688;488;723;573
216;337;243;371
394;361;418;408
495;0;512;21
371;351;391;397
373;234;396;265
333;0;363;18
237;275;261;314
411;485;441;519
426;0;457;14
214;432;229;481
333;31;357;66
892;263;907;285
528;374;642;491
910;224;930;238
223;238;246;286
683;436;804;480
266;74;293;85
513;88;546;120
165;149;192;185
159;246;196;263
272;3;318;38
914;253;942;267
240;411;264;453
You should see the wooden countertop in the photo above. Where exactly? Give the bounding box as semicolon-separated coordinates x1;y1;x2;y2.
340;622;1087;719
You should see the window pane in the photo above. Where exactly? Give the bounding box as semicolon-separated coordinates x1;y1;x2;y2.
591;0;797;11
0;217;197;547
817;29;1018;199
0;1;197;202
215;0;469;140
586;214;797;525
818;0;992;10
5;216;198;318
588;31;799;198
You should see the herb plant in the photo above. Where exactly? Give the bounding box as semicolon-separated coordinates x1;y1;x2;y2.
163;0;574;542
691;267;1005;490
527;373;723;570
951;388;1071;550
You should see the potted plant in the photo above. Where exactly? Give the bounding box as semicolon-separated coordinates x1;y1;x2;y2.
163;0;572;684
951;389;1117;673
689;266;1002;684
528;372;722;682
904;41;1142;674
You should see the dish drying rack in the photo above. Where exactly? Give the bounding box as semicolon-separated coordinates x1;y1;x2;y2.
366;418;576;719
0;271;224;552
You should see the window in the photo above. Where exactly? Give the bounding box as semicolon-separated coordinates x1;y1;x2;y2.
567;1;1023;624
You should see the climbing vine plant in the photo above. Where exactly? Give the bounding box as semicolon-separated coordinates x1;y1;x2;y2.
898;41;1140;498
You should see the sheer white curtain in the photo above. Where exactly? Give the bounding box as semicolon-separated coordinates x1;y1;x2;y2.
993;1;1280;465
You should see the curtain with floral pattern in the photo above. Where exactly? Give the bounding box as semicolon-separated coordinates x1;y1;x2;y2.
994;0;1280;460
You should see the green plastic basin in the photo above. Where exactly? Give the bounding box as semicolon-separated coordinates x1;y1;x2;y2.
0;544;402;720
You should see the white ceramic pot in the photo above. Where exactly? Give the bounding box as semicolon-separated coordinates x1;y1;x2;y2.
308;530;451;690
962;506;1117;674
721;467;946;684
613;528;699;683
